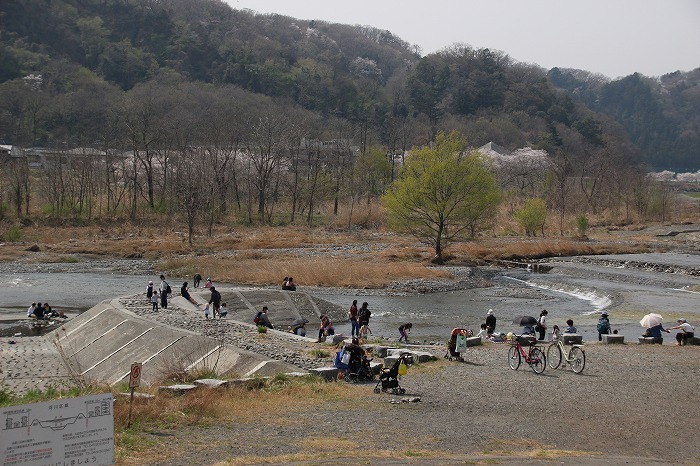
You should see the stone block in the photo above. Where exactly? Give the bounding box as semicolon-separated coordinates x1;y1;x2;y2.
386;348;436;363
465;336;482;347
562;334;583;345
158;384;197;395
369;361;384;375
684;336;700;346
373;346;391;358
603;334;625;344
384;356;398;369
309;366;339;381
117;392;155;400
284;371;310;378
194;378;229;389
638;337;663;344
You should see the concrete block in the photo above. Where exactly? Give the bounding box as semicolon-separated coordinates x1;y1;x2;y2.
603;334;625;344
194;378;229;389
331;334;346;344
465;336;482;347
158;384;197;395
386;348;436;363
369;361;384;375
117;392;155;400
373;346;391;358
562;334;583;345
684;336;700;346
284;371;310;378
638;337;663;344
309;366;339;381
384;356;398;369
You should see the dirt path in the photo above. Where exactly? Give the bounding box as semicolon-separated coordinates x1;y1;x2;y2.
130;343;699;466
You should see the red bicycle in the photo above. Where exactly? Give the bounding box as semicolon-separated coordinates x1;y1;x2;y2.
507;334;546;374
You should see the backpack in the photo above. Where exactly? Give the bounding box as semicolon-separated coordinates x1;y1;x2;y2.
597;318;610;333
253;311;262;324
165;283;172;295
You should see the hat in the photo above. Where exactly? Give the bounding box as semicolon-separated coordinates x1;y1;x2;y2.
601;311;608;316
487;309;493;315
679;318;687;323
148;281;153;285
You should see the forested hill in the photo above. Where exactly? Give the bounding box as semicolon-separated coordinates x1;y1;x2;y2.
0;0;698;171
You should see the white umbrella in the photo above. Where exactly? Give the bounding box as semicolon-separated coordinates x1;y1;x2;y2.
640;313;663;328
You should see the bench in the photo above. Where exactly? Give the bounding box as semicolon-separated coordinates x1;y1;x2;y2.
638;337;663;344
561;334;583;345
603;334;625;344
309;367;339;381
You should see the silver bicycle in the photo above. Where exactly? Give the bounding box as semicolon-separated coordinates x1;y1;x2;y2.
546;337;586;374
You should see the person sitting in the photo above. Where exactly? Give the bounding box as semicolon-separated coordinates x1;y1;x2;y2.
181;282;198;305
218;302;228;318
475;323;489;341
290;318;308;336
34;303;46;320
667;319;695;346
564;319;577;334
282;277;296;291
255;306;273;329
522;323;536;335
317;314;334;342
643;323;669;343
27;302;36;318
204;277;213;288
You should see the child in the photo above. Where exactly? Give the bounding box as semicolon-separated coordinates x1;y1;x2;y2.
551;325;561;341
219;302;228;318
475;323;489;341
151;290;159;312
359;324;372;344
398;322;412;343
203;305;210;319
564;319;577;334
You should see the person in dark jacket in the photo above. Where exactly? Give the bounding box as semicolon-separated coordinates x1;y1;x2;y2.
358;302;371;327
208;286;221;318
485;309;497;335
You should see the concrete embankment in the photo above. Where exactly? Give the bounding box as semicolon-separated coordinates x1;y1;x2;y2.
1;287;344;395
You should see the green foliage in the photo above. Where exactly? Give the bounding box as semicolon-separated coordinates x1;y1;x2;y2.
2;225;23;242
514;198;547;236
309;349;330;358
256;325;268;333
383;131;501;262
576;214;589;236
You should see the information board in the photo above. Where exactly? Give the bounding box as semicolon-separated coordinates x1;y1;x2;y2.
1;393;114;466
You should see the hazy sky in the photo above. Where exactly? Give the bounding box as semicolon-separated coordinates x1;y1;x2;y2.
226;0;700;79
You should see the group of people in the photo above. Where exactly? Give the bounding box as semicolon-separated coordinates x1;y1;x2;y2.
347;300;373;342
643;319;695;345
26;302;65;320
146;275;173;311
281;277;297;291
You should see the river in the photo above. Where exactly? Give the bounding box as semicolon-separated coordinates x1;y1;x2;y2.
2;253;699;344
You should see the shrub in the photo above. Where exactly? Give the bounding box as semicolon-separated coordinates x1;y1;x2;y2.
1;225;23;242
514;199;547;236
257;325;268;333
576;214;589;236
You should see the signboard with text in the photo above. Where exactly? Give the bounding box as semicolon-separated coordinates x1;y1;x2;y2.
1;393;114;466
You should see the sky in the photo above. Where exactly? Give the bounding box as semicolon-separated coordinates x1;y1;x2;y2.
225;0;700;79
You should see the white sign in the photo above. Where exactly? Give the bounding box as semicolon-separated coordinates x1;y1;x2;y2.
129;363;142;389
1;393;114;466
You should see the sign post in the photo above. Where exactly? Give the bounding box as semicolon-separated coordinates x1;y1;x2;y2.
127;362;142;428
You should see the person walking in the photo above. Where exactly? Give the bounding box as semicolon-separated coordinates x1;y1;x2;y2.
146;281;154;303
597;311;611;341
398;322;413;343
535;309;548;340
349;299;359;338
151;290;159;312
208;286;221;318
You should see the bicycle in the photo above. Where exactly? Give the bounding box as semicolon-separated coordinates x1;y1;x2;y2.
507;334;546;374
547;336;586;374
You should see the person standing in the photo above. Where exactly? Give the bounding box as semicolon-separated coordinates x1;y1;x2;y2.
208;286;221;318
146;281;154;302
398;322;413;343
536;309;548;340
193;273;202;288
349;299;359;338
159;275;170;309
485;309;497;334
597;311;611;341
358;302;371;328
668;319;695;346
151;290;159;312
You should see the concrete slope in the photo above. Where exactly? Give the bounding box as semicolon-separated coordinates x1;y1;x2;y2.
54;299;301;387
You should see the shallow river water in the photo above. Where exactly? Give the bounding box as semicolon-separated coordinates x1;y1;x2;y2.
2;253;699;344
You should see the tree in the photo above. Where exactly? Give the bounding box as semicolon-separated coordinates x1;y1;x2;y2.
383;131;500;263
514;198;547;236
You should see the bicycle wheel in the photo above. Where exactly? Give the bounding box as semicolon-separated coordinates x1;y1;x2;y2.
508;345;521;370
569;346;586;374
547;343;562;369
528;347;546;374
